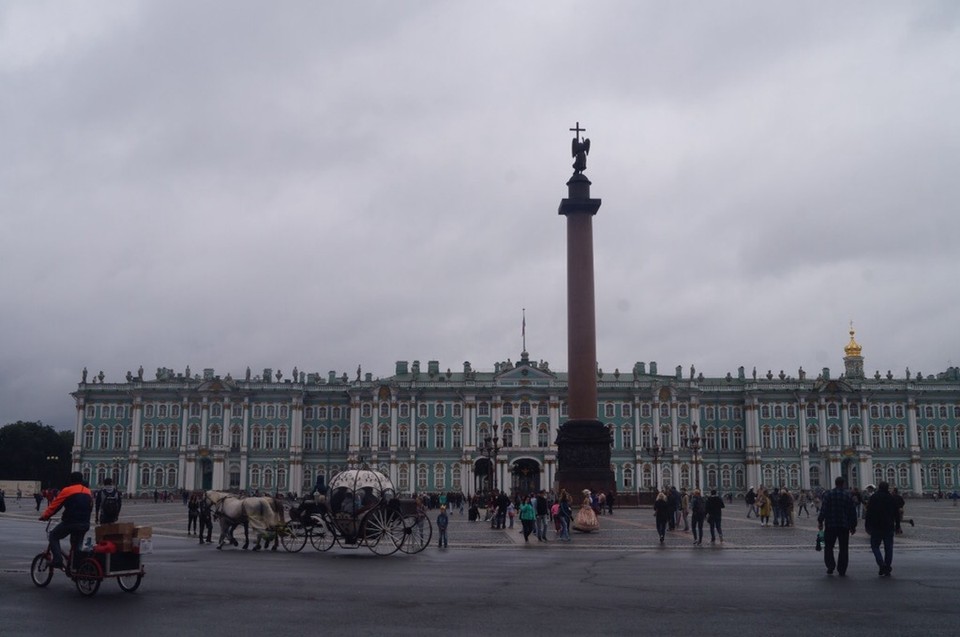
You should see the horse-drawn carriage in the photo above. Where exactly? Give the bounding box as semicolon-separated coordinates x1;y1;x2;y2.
282;468;432;555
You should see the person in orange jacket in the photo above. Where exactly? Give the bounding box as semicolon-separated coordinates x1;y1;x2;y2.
39;472;93;569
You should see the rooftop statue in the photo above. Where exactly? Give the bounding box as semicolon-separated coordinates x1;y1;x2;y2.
570;121;590;174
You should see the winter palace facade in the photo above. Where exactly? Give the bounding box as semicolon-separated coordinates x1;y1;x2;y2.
71;330;960;499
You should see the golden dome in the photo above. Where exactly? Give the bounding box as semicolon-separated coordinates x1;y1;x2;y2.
844;322;862;357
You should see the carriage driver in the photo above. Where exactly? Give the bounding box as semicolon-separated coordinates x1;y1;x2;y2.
39;472;93;569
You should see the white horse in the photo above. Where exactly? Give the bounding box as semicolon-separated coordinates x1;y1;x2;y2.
205;491;284;551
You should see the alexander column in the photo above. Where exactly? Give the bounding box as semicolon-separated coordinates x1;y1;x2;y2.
555;123;614;499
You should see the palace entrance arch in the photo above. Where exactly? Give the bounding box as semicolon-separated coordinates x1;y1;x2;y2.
510;458;541;495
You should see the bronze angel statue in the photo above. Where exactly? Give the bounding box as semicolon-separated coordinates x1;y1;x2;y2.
572;136;590;174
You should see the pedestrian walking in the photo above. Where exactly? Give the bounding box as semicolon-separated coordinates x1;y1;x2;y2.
557;490;572;542
706;489;725;543
654;491;670;544
817;476;858;576
187;493;200;535
436;505;449;548
745;487;757;518
689;488;706;546
519;496;536;542
865;481;898;577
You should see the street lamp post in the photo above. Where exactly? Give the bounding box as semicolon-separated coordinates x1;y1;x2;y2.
480;423;501;494
45;455;60;489
682;425;702;491
112;456;124;490
645;436;663;494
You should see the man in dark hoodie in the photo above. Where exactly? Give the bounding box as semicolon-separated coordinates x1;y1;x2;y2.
95;477;123;524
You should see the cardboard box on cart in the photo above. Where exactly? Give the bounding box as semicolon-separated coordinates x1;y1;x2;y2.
95;522;135;551
133;526;153;554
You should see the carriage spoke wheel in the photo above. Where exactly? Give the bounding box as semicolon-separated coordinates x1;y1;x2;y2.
74;558;102;597
308;515;335;552
30;553;54;587
279;521;308;553
118;571;143;592
398;515;433;554
362;507;404;555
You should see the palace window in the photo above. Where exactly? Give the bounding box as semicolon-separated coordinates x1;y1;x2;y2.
398;465;409;491
641;404;651;418
189;425;200;446
761;405;771;419
761;427;772;449
452;465;462;491
142;425;153;449
453;403;462;418
720;428;730;451
399;427;409;449
896;426;906;449
436;403;446;418
806;403;817;419
361;425;371;448
304;428;314;451
521;402;532;417
99;426;109;449
659;403;670;419
379;426;390;449
399;404;409;419
622;426;633;449
453;427;462;448
539;402;549;416
623;465;634;489
478;402;490;417
191;403;201;418
211;403;222;418
417;464;428;490
849;426;861;446
362;404;372;418
436;426;445;449
278;426;288;449
827;403;839;419
774;405;784;419
318;406;328;419
231;426;242;449
143;405;153;418
252;427;262;449
604;403;615;418
870;405;880;419
538;426;549;448
502;427;514;448
503;402;514;416
171;404;180;418
703;427;716;452
678;404;688;418
849;403;860;418
332;429;343;450
156;426;167;448
895;405;904;418
253;405;263;419
434;464;445;490
519;426;531;447
379;403;389;419
418;426;428;449
232;404;243;419
941;426;951;449
828;426;840;447
113;427;124;449
418;404;427;418
265;427;275;450
872;426;882;448
786;405;796;419
733;428;744;450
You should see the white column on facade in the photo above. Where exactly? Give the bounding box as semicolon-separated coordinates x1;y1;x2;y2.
349;395;361;450
181;400;190;447
240;401;250;490
182;454;193;491
213;452;225;490
908;399;922;494
201;398;209;447
390;399;399;447
840;400;850;448
128;401;142;495
549;399;560;448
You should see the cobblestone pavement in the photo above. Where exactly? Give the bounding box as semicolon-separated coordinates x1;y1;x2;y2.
5;496;957;551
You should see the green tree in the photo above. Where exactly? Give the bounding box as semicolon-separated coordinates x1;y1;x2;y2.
0;421;73;487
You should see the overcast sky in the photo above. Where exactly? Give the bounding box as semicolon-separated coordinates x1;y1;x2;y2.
2;1;959;431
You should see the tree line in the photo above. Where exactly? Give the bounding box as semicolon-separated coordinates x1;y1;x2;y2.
0;421;73;488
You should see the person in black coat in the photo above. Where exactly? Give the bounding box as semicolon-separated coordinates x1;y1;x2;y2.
705;489;725;543
865;481;900;577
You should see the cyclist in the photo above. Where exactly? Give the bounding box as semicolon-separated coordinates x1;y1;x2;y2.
39;472;93;569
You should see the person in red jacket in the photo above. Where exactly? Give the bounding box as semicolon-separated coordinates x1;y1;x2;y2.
39;472;93;569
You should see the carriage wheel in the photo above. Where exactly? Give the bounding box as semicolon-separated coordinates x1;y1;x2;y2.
308;516;335;552
362;507;404;555
279;521;307;553
398;514;433;554
30;553;54;587
118;572;143;592
74;558;102;597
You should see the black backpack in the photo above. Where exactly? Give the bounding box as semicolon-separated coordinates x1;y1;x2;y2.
101;491;120;519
